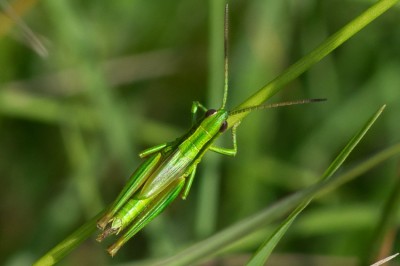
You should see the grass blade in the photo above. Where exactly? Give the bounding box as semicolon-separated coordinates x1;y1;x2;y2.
246;105;386;265
227;0;399;127
246;203;308;266
33;211;103;266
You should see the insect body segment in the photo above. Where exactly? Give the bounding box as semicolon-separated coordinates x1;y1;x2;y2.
102;178;186;257
97;197;152;241
97;152;162;230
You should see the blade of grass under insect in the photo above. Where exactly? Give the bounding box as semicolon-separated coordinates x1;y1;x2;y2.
246;105;386;265
151;146;400;265
361;166;400;265
32;210;104;266
245;203;308;266
227;0;399;127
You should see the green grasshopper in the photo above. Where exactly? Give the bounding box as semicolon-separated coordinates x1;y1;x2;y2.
96;4;325;256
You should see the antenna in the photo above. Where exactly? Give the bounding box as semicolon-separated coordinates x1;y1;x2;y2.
221;3;229;109
229;98;327;116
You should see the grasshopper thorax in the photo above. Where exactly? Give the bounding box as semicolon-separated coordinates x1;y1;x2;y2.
201;108;229;135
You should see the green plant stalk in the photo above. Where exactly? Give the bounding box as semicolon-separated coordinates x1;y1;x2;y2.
33;210;104;266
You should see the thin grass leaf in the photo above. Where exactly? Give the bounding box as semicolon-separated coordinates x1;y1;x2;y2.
246;203;308;266
32;211;104;266
227;0;399;127
246;105;385;266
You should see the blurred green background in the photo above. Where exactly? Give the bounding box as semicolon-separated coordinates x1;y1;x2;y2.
1;0;399;265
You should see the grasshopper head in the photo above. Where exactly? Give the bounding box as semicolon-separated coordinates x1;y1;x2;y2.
200;108;229;136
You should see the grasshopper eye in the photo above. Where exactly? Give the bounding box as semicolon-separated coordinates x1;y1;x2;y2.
205;109;217;117
219;121;228;132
